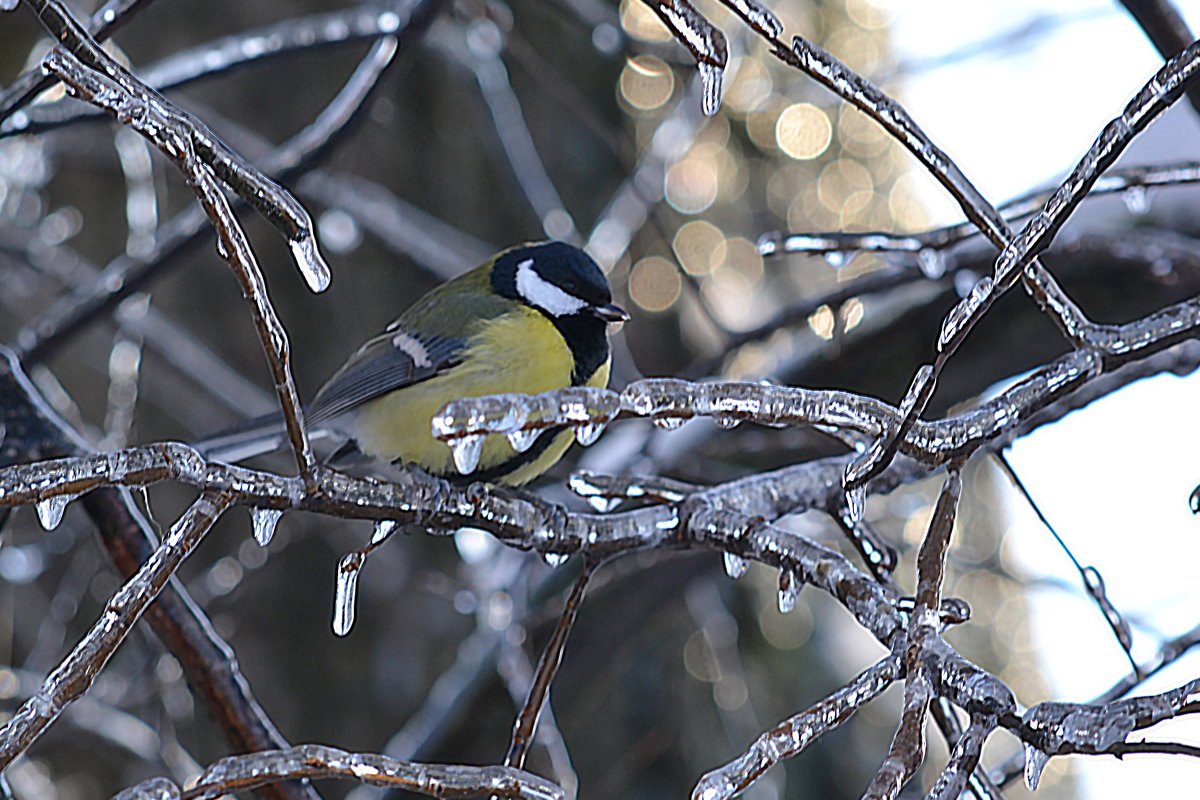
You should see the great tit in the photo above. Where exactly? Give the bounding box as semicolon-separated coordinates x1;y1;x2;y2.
198;241;628;486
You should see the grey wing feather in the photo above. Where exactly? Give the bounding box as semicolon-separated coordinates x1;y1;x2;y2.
307;329;465;424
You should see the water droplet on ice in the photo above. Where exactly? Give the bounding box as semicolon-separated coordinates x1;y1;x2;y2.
1122;185;1153;215
1189;485;1200;514
778;570;800;613
917;248;947;279
574;421;605;446
723;551;748;579
585;495;620;513
36;493;78;531
542;551;569;568
332;552;364;637
652;416;685;431
371;520;398;544
506;428;541;453
1023;743;1049;790
712;415;741;429
450;434;484;474
289;234;332;292
250;507;282;546
823;250;852;269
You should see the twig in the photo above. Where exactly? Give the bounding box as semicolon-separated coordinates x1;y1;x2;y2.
505;563;593;769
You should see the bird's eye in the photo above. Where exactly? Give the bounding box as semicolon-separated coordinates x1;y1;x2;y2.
563;280;577;292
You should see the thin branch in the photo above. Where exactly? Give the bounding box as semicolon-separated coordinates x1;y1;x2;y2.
0;490;234;770
505;563;593;769
110;744;565;800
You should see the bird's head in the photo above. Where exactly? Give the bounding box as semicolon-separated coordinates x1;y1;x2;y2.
492;241;628;323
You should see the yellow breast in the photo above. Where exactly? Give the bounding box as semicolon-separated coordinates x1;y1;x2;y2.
351;307;608;484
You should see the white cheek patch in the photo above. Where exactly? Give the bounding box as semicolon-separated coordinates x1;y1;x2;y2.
516;258;587;317
391;331;432;368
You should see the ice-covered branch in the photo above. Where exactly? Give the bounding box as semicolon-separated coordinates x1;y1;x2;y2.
0;6;410;139
19;28;405;364
0;0;156;127
992;40;1200;294
111;743;565;800
757;161;1200;261
638;0;728;114
1012;677;1200;789
26;0;328;486
0;490;234;770
433;350;1102;470
691;653;903;800
1117;0;1200;115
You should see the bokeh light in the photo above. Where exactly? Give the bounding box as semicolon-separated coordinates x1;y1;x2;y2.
672;220;726;275
629;255;682;312
619;54;674;111
664;153;719;214
775;102;832;160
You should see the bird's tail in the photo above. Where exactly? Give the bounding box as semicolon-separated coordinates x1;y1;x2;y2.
192;411;290;463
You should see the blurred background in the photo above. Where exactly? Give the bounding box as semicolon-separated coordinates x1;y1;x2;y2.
1;0;1200;797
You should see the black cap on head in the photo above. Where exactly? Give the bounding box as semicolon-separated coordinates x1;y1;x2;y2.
492;241;616;317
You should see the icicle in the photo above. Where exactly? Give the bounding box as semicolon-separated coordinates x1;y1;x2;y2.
506;427;541;453
573;421;606;446
450;434;484;474
712;414;741;429
371;519;398;544
723;551;748;579
332;552;364;637
288;233;332;292
777;570;799;613
1022;743;1048;790
698;61;723;116
36;493;79;531
250;507;283;547
844;484;865;524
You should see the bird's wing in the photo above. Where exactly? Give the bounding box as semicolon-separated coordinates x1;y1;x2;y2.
307;327;466;424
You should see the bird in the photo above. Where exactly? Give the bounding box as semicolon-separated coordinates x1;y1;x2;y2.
197;241;628;486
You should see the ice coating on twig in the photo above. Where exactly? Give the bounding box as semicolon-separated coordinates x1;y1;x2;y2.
434;351;1103;470
756;162;1200;264
114;743;565;799
640;0;728;69
638;0;729;114
0;491;234;770
715;0;782;38
691;655;901;800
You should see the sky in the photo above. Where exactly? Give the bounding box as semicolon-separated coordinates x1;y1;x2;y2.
889;1;1200;795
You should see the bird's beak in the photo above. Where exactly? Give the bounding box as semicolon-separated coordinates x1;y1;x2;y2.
592;302;629;323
